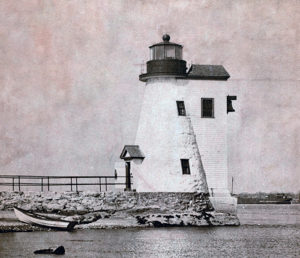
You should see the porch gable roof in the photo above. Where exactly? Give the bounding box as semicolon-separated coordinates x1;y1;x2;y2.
120;145;145;159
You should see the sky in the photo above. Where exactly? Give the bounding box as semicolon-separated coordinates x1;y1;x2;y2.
0;0;299;193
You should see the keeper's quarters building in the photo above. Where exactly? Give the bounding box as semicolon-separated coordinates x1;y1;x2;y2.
116;35;237;211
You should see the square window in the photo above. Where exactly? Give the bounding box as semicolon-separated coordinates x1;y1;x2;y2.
176;101;186;116
181;159;190;175
201;98;214;118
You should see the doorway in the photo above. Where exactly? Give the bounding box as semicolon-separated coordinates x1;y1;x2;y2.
125;161;131;191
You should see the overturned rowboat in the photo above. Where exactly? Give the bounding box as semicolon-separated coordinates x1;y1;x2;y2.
14;207;77;231
34;246;65;255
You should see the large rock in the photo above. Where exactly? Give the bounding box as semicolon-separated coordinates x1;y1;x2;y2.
45;203;65;212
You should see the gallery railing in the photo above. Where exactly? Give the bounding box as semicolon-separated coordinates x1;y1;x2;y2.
0;175;130;192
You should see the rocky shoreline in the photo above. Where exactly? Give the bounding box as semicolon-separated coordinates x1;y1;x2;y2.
0;191;239;232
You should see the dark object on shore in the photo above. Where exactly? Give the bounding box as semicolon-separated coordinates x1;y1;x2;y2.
34;246;65;255
14;207;77;230
136;216;147;225
238;193;293;204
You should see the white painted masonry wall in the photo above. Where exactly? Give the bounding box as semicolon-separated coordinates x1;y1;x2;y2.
134;78;208;193
185;80;229;196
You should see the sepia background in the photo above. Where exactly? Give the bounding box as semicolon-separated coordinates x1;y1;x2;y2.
0;0;299;193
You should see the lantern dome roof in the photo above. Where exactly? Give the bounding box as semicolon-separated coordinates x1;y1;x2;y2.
149;34;183;48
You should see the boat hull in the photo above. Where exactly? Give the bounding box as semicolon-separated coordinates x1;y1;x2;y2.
258;200;292;204
14;207;76;230
238;197;292;204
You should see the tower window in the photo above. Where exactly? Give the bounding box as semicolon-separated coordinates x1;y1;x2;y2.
176;101;186;116
181;159;190;175
201;98;214;118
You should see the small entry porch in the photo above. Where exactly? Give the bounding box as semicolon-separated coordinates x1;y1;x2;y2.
117;145;145;191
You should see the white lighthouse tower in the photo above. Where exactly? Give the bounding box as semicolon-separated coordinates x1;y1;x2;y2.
118;35;237;211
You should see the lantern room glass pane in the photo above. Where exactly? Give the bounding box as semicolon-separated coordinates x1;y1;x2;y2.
150;48;154;60
165;45;175;59
175;47;182;59
154;46;164;60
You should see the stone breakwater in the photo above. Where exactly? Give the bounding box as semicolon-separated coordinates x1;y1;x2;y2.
0;191;239;232
0;192;212;214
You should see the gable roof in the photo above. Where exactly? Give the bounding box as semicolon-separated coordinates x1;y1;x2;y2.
187;65;230;80
120;145;145;159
